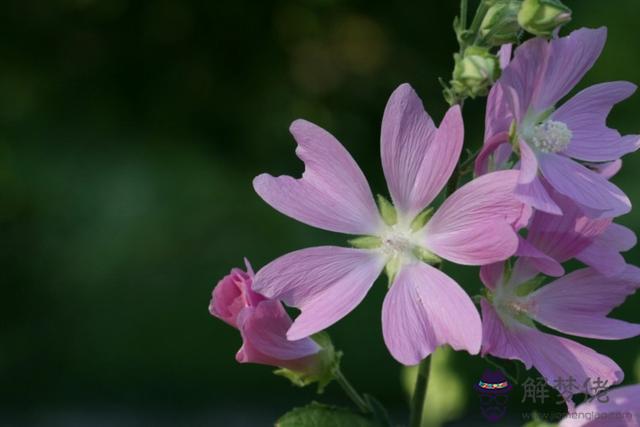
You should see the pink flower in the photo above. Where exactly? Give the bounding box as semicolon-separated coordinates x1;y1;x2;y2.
480;260;640;404
515;184;636;279
209;260;322;372
476;28;640;218
559;384;640;427
251;83;527;365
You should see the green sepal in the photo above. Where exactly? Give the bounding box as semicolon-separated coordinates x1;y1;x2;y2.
515;275;545;297
508;119;518;147
412;246;441;265
502;257;514;285
384;255;402;286
376;194;397;226
276;402;377;427
535;106;556;124
410;207;434;232
349;236;383;249
274;332;342;393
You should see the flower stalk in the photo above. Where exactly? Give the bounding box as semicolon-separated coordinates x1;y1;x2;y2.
335;368;370;414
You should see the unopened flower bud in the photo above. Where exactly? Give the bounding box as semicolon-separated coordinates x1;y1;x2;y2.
210;260;340;391
517;0;571;37
479;0;523;45
451;46;500;99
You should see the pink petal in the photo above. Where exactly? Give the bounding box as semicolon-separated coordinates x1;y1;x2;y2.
382;263;481;365
422;170;524;265
210;266;264;329
514;141;562;215
500;37;549;120
253;119;382;235
575;240;627;277
497;44;512;69
527;189;611;265
597;223;637;252
381;84;463;217
474;131;511;176
539;153;631;218
236;300;321;371
509;257;545;285
586;159;623;179
554;82;640;162
252;246;386;340
528;266;640;340
531;28;607;111
500;28;606;119
479;262;505;291
560;384;640;427
481;299;623;399
483;78;513;158
516;237;565;277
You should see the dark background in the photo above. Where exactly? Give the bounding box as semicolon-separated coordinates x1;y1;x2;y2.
1;0;639;425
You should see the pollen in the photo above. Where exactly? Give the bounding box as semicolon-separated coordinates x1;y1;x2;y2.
530;120;572;153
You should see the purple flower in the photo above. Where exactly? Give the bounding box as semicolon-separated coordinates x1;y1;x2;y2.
480;260;640;404
251;84;527;365
209;260;322;373
559;384;640;426
476;28;640;218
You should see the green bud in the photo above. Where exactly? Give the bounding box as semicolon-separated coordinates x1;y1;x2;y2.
410;207;434;232
517;0;571;37
274;331;342;393
349;235;383;249
479;0;523;46
450;46;500;99
376;194;397;226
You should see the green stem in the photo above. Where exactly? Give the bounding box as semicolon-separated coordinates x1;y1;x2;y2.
468;0;490;44
409;357;431;427
336;368;369;414
460;0;469;32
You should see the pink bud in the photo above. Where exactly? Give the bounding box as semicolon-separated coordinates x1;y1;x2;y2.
210;260;323;373
209;259;264;328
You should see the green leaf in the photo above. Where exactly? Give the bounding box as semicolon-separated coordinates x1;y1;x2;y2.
276;402;377;427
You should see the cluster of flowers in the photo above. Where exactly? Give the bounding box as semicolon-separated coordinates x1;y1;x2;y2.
210;25;639;420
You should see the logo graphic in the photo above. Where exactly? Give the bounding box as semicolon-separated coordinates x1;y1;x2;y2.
475;369;512;422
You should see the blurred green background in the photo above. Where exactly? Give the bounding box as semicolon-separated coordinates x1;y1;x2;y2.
1;0;639;425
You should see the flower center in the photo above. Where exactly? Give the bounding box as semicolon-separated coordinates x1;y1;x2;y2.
530;120;572;153
489;274;540;329
381;225;414;257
